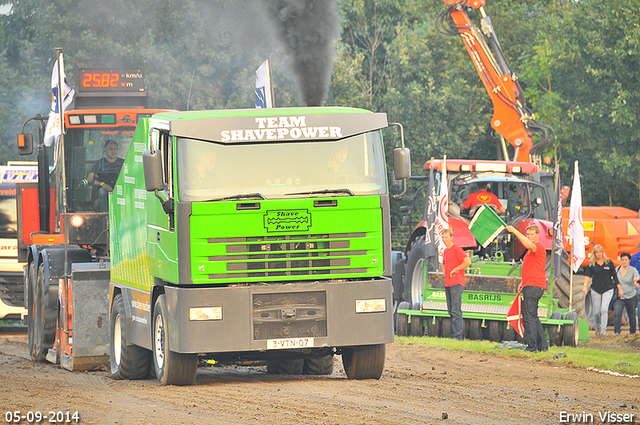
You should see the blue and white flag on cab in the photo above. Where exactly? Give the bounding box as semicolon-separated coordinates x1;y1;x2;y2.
44;53;75;146
255;60;274;109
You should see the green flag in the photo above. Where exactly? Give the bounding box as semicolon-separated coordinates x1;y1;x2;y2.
468;204;506;248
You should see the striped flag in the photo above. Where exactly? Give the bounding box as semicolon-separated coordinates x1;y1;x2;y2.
506;292;525;338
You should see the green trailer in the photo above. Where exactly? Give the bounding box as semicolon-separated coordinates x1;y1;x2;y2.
396;254;589;346
108;107;411;385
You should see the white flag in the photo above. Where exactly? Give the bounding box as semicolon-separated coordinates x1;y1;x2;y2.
567;161;585;272
44;53;75;146
255;60;274;108
436;157;449;264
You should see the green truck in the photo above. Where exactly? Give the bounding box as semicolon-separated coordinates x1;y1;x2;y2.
108;107;409;385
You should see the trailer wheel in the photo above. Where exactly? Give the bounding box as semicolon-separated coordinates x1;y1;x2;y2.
304;355;334;375
426;316;440;337
487;320;504;342
152;295;197;386
395;301;410;336
562;311;579;347
547;311;563;347
440;317;451;338
26;261;37;360
404;236;426;310
409;315;423;337
342;344;385;380
110;294;150;380
467;319;482;340
503;323;516;341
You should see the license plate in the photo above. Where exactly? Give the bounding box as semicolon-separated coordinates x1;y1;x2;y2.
266;337;314;350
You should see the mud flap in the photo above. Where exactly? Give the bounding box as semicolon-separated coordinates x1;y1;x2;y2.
61;262;110;371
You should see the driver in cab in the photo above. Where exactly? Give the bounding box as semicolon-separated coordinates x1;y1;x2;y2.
462;183;505;215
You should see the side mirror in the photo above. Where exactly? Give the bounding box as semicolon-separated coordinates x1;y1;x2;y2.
143;150;164;192
393;147;411;180
17;134;34;156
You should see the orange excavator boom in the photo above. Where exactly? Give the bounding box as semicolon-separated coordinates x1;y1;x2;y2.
438;0;552;162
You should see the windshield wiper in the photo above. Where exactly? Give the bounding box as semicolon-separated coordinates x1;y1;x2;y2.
285;188;354;197
204;192;266;202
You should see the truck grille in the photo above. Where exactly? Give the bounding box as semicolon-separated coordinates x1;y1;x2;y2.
252;291;327;340
207;233;367;279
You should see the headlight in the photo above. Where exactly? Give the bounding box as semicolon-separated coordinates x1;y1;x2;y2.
355;299;386;313
189;307;223;321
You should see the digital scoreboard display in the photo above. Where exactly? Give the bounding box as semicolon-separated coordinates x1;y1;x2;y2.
77;68;145;92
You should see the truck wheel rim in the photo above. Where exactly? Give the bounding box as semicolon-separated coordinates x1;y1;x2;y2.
113;314;122;366
154;316;165;369
411;259;425;308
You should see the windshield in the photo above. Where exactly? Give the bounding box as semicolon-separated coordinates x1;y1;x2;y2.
0;185;17;238
176;131;388;201
63;127;135;212
450;177;535;222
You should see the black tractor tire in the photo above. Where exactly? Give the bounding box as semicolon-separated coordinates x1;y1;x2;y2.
342;344;385;380
547;311;563;347
440;317;452;338
392;255;406;303
487;320;504;342
546;252;591;326
32;262;57;362
266;358;304;375
395;301;410;336
426;316;441;337
467;319;482;340
562;311;579;347
152;295;198;386
409;315;423;337
303;355;334;375
26;261;37;360
403;236;426;310
110;293;151;380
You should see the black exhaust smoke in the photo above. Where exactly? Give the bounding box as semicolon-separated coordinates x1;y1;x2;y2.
262;0;340;106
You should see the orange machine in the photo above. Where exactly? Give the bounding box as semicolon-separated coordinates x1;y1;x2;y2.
562;206;640;266
17;67;171;370
438;0;554;163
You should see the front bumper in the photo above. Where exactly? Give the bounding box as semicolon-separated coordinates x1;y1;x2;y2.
163;278;394;354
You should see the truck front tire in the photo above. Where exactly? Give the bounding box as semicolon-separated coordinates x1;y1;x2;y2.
341;344;385;380
152;294;198;386
110;293;150;380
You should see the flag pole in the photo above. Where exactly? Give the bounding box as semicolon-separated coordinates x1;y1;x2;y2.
570;241;574;311
55;47;69;272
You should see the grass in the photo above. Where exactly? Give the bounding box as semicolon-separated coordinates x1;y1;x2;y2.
395;334;640;376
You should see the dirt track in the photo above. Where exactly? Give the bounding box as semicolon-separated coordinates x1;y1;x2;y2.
1;331;639;425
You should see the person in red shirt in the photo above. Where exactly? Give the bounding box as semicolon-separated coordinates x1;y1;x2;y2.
506;224;548;352
442;228;472;340
462;183;505;214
